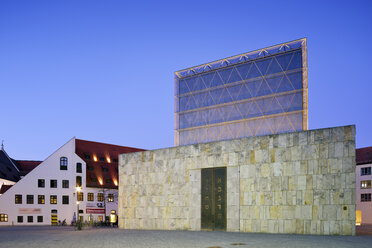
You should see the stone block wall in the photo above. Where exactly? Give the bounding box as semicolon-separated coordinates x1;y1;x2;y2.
118;125;356;235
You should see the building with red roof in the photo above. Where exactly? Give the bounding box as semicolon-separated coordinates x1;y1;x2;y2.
0;138;144;226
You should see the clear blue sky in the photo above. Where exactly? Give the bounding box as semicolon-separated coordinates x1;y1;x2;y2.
1;0;371;160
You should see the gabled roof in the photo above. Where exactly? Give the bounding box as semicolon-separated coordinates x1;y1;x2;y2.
356;146;372;165
75;139;145;189
0;149;20;182
14;160;42;176
0;184;13;194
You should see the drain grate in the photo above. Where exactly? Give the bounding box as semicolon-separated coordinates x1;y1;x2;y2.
231;243;246;246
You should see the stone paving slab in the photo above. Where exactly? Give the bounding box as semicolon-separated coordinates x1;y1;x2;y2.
0;226;371;248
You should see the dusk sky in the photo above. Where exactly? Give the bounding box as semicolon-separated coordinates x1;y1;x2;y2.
1;0;371;160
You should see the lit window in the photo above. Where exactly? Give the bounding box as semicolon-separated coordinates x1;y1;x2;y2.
27;195;34;204
50;195;57;204
77;192;84;202
15;195;22;204
62;180;69;188
50;180;57;188
361;167;371;176
98;216;103;222
38;195;45;204
76;176;82;187
0;214;8;222
361;193;372;202
60;157;68;170
361;180;371;189
108;194;114;202
88;193;94;201
97;193;103;202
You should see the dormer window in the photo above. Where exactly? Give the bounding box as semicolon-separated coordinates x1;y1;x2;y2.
60;157;68;170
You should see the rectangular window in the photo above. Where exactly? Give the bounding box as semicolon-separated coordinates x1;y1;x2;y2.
38;195;45;204
361;180;372;189
60;157;68;170
97;193;103;202
76;176;82;187
62;195;69;205
38;179;45;188
27;216;33;223
361;193;372;202
0;214;8;222
15;194;22;204
108;194;114;202
50;195;57;204
37;216;43;223
76;163;82;173
50;179;57;188
88;193;94;201
17;216;23;223
77;192;84;202
62;180;69;188
361;167;372;176
98;215;103;222
27;195;34;204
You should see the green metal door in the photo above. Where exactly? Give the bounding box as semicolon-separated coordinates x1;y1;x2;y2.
201;167;226;230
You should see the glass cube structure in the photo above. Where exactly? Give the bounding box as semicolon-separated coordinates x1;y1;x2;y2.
175;38;308;146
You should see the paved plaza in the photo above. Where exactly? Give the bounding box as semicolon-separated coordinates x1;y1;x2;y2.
0;226;372;248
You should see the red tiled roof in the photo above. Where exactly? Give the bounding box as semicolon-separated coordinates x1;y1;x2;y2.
75;139;145;189
356;146;372;165
15;160;42;175
0;184;13;194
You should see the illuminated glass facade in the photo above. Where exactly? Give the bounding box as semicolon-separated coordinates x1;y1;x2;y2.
175;38;308;146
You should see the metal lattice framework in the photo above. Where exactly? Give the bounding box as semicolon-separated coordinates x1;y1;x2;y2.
175;38;308;146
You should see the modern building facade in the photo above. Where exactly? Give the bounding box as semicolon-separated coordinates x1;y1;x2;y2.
119;125;356;235
175;38;308;146
0;138;144;226
356;146;372;225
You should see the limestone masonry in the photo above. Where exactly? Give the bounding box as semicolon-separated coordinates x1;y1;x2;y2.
118;125;356;235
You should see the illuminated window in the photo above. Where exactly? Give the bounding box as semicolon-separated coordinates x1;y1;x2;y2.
62;195;69;205
62;180;69;188
97;193;103;202
361;193;372;202
27;195;34;204
98;216;103;222
60;157;68;170
15;195;22;204
76;176;82;187
50;195;57;204
77;192;84;202
38;195;45;204
88;193;94;201
361;180;371;189
50;179;57;188
0;214;8;222
108;194;114;202
361;167;371;176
